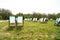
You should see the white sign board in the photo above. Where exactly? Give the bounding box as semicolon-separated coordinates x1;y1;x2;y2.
39;18;48;22
33;18;37;21
39;18;43;22
29;18;32;20
25;18;28;20
17;16;23;23
44;18;47;22
10;16;15;23
50;18;53;20
25;18;32;21
56;18;60;24
58;18;60;22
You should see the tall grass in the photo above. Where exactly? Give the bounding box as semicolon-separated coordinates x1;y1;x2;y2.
0;20;60;40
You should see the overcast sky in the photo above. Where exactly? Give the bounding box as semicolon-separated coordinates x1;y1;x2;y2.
0;0;60;14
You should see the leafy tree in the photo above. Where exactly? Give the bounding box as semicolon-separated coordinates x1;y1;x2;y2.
56;13;60;18
48;13;56;20
32;12;38;18
42;13;47;18
16;12;23;16
23;14;32;18
0;8;13;20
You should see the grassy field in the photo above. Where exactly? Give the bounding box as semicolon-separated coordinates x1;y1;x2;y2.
0;20;60;40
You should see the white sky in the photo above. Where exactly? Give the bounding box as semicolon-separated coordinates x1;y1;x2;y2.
0;0;60;14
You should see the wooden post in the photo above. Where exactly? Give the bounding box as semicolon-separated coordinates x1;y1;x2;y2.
15;18;17;29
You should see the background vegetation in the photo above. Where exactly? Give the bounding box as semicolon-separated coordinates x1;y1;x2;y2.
0;8;60;20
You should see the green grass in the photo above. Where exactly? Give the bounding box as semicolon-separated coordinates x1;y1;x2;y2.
0;20;60;40
0;21;8;29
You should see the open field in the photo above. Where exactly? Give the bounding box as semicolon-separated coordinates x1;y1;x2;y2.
0;20;60;40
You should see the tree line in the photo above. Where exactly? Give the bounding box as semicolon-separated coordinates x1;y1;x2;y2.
0;8;60;20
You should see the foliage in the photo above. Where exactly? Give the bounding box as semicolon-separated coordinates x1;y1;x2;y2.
0;15;2;19
0;8;60;20
0;8;13;20
16;12;60;20
16;12;23;16
56;13;60;18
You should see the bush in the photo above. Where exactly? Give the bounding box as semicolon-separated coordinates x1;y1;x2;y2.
0;16;2;20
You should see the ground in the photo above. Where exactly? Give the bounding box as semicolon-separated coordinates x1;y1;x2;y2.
0;20;60;40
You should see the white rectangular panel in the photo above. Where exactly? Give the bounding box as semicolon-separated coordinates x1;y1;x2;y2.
10;16;15;23
17;16;23;23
